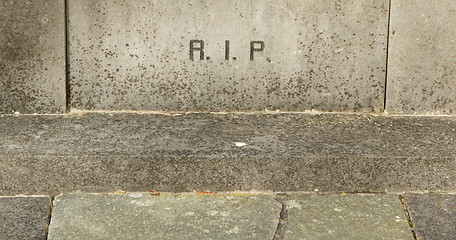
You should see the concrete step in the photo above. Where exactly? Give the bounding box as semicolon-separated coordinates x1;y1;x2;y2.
1;112;455;195
0;196;50;240
47;193;414;240
2;193;455;239
404;193;456;240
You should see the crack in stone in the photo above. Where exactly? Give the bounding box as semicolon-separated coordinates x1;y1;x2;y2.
272;194;289;240
45;195;54;240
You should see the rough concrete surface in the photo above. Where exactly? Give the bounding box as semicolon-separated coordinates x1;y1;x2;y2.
1;113;456;195
387;1;456;114
284;194;413;239
47;193;280;240
404;194;456;240
0;197;50;240
69;0;388;112
0;0;66;114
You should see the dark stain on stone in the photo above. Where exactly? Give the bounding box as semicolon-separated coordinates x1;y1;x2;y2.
0;0;66;114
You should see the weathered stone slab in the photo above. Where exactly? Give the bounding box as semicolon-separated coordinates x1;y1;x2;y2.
404;194;456;240
387;1;456;114
69;0;388;112
1;113;456;195
0;197;50;239
0;0;66;114
285;194;413;239
47;193;280;239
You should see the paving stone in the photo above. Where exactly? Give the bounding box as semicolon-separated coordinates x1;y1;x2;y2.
0;0;66;114
0;197;50;239
69;0;388;112
1;113;456;195
47;193;280;240
404;194;456;240
284;194;414;239
387;1;456;114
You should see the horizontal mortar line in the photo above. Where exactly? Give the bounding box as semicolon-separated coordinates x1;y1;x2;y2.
0;195;49;198
387;114;456;117
69;109;387;115
18;191;456;196
2;110;456;117
2;154;454;159
0;113;69;117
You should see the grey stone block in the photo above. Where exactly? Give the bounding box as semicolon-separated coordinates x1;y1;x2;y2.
69;0;388;112
387;1;456;114
284;194;414;239
404;194;456;240
0;0;66;114
1;113;456;195
0;197;50;240
47;193;280;240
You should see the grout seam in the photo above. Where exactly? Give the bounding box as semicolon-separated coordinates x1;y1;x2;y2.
64;0;71;112
272;194;289;240
45;195;54;240
400;195;417;239
383;0;393;112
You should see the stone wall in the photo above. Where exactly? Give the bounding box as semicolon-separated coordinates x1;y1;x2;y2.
1;0;455;114
0;0;66;114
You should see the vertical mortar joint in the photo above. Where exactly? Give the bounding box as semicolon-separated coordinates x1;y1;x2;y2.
400;195;417;240
383;0;393;112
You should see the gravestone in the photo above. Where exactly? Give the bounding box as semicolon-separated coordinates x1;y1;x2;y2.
387;0;456;114
69;0;389;112
0;0;66;114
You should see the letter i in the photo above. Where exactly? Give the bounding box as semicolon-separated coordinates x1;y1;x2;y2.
225;40;230;60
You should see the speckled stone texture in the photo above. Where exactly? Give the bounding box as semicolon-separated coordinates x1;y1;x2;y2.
0;197;50;239
47;193;280;240
69;0;388;112
284;194;414;239
1;113;456;195
0;0;66;114
404;194;456;240
387;1;456;114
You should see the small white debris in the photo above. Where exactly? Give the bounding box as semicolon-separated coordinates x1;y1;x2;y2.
226;227;240;234
127;193;143;198
334;208;343;212
288;200;302;210
220;211;229;217
235;142;247;147
184;212;195;216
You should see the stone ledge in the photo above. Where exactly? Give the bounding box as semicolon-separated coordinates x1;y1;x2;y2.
0;196;50;239
48;193;281;240
47;193;414;240
1;113;455;195
404;194;456;240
